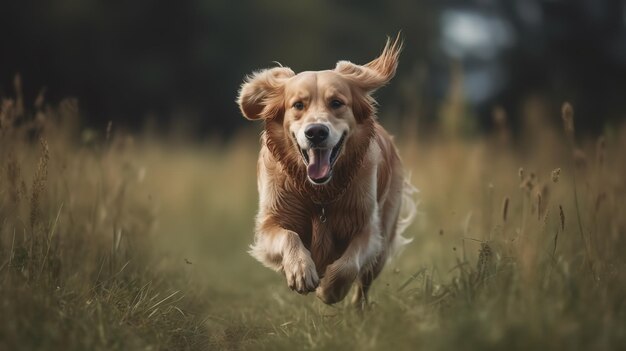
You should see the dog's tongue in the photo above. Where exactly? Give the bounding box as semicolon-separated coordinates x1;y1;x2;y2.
307;148;332;181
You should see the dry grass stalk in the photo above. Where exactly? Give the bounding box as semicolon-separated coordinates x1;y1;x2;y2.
492;106;510;145
1;99;16;130
561;102;575;145
6;153;22;205
594;193;606;213
560;102;594;277
59;98;80;133
106;121;113;143
14;74;25;118
34;88;46;111
536;191;542;221
573;148;588;169
596;136;606;168
502;197;509;222
30;138;50;230
538;184;550;219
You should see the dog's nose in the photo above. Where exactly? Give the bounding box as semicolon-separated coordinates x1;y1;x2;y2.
304;124;329;145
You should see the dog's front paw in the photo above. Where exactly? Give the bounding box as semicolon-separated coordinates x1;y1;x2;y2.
316;260;359;304
283;252;319;294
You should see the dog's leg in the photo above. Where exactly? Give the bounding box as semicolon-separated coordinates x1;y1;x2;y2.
352;251;387;308
249;225;319;294
352;171;406;308
316;223;383;304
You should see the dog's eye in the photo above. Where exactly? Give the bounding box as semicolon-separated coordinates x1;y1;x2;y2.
330;99;344;109
293;101;304;110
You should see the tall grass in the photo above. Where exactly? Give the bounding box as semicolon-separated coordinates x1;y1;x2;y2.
0;78;209;350
1;75;625;350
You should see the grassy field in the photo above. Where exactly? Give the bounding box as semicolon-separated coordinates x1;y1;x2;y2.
1;83;625;350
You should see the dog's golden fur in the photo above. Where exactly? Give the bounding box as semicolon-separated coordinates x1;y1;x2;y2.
237;36;415;305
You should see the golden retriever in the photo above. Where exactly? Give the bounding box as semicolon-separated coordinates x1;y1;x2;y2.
237;36;415;306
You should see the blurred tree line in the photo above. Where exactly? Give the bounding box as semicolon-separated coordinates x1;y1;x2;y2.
1;0;624;137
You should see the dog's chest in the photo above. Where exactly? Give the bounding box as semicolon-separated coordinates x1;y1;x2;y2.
305;199;371;271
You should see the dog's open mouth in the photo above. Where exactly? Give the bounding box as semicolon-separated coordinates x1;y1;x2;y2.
300;133;346;185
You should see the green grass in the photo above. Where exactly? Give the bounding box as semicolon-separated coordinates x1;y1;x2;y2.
1;92;625;350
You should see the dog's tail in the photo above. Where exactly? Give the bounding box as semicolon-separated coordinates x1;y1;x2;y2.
389;176;419;258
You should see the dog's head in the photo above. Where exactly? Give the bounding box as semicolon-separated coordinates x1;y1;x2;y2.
237;36;402;186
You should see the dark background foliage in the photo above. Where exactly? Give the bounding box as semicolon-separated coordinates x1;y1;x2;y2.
1;0;625;136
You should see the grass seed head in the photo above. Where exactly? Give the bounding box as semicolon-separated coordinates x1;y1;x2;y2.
519;174;535;194
551;168;561;183
476;242;494;280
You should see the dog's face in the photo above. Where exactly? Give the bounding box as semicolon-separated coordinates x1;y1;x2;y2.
238;37;401;185
284;71;354;184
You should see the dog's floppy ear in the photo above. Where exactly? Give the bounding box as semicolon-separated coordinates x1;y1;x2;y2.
334;35;402;120
237;66;295;120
